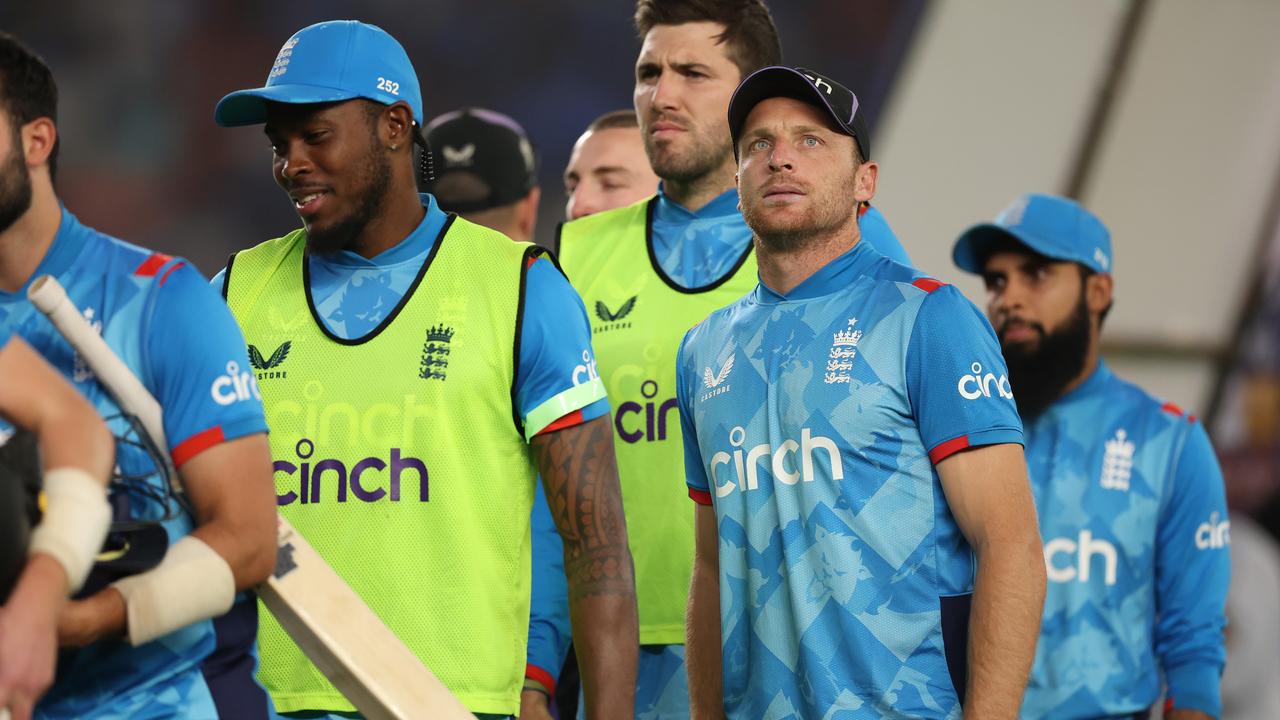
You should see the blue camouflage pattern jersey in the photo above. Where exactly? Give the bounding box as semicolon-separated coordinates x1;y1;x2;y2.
1022;361;1229;719
0;208;270;719
677;241;1023;719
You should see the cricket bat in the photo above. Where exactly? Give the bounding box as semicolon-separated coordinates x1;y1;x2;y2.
29;275;472;720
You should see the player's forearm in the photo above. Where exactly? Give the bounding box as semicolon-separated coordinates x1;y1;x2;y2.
686;555;724;719
532;415;638;718
182;434;278;588
569;586;638;716
964;535;1045;717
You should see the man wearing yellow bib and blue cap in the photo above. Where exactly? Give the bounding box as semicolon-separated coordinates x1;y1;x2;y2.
213;20;638;720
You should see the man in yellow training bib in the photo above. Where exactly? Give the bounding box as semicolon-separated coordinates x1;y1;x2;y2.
213;20;637;720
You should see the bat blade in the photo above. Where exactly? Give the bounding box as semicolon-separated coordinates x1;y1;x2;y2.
28;275;472;720
261;517;473;719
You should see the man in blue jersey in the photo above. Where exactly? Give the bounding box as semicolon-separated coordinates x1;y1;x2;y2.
213;21;636;719
0;32;279;719
679;66;1047;718
558;4;912;717
953;194;1230;719
424;106;570;720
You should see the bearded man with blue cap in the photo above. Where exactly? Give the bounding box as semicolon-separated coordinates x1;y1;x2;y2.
953;194;1230;720
213;20;638;720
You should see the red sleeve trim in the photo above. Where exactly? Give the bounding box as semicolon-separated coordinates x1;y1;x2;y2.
134;252;173;277
1160;401;1184;416
912;278;946;294
157;261;186;287
929;435;971;464
536;408;586;436
689;487;712;505
524;663;557;694
172;426;226;467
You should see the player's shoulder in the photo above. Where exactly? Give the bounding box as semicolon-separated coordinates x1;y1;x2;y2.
82;234;204;294
681;294;753;357
1099;367;1201;434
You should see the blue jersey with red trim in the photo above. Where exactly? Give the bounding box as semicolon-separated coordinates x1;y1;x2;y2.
676;241;1022;718
0;207;269;718
1022;362;1229;719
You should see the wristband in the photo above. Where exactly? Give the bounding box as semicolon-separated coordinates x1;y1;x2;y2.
112;534;235;646
27;467;110;593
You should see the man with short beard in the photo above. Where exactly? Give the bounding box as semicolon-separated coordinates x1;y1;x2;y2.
213;20;637;720
678;64;1046;719
953;194;1230;720
0;31;279;720
556;3;910;716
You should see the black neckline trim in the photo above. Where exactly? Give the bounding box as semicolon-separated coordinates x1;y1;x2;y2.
644;197;755;294
511;245;553;436
303;214;458;347
220;251;236;300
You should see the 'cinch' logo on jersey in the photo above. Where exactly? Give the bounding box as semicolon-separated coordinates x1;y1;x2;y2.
1044;530;1117;586
593;297;636;333
211;361;262;406
957;362;1013;401
616;380;678;444
711;426;844;497
274;438;428;506
1195;512;1230;550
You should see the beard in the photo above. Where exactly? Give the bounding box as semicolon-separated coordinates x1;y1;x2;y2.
1000;290;1092;421
305;141;392;256
0;132;33;235
643;119;731;185
741;175;859;254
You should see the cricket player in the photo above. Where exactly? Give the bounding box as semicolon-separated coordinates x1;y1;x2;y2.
0;32;279;719
0;333;114;720
423;107;569;720
555;3;912;715
952;194;1230;719
679;65;1047;718
563;110;660;221
213;20;637;719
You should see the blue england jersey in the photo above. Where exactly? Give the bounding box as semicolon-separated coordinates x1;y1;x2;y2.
1022;362;1229;719
677;240;1022;718
0;208;270;719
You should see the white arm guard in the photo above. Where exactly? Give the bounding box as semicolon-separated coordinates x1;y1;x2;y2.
112;534;235;646
27;467;111;593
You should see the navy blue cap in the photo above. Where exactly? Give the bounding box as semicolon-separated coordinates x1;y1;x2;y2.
728;66;869;161
215;20;423;127
953;193;1113;274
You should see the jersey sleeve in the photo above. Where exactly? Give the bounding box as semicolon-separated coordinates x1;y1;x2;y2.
1154;420;1229;716
904;284;1023;463
143;260;267;466
515;257;608;439
676;331;711;504
525;478;571;692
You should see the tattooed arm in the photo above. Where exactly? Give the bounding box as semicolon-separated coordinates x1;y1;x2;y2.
531;414;638;719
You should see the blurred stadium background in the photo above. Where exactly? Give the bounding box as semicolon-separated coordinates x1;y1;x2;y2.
5;1;1279;714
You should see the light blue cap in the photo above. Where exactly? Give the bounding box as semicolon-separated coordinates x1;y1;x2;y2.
214;20;422;127
953;193;1113;274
